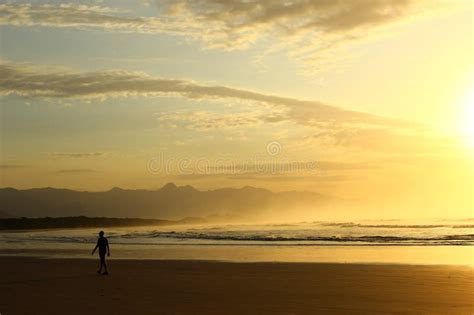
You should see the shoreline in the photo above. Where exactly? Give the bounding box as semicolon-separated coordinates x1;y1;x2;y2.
1;244;473;266
2;250;474;268
1;256;473;314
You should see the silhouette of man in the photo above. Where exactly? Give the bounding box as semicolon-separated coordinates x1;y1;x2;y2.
91;230;110;275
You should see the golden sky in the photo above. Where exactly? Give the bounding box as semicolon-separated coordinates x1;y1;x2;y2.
0;0;473;218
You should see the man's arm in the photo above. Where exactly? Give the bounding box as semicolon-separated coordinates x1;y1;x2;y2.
91;243;98;255
106;240;110;257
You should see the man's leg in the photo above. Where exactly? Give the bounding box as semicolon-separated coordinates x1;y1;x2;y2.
98;255;104;273
101;255;108;275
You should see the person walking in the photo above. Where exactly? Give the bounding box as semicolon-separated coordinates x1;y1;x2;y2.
91;230;110;275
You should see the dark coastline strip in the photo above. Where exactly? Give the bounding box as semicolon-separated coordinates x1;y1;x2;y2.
0;216;205;230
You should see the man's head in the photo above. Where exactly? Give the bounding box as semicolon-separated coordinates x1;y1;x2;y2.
99;231;105;237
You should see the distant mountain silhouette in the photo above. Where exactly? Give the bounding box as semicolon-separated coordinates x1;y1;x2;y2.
0;183;334;219
0;210;14;218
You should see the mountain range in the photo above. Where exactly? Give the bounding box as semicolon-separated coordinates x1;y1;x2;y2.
0;183;334;220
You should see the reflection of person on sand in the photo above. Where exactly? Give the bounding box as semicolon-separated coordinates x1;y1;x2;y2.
91;231;110;275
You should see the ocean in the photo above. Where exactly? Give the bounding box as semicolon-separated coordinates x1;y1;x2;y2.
1;219;473;265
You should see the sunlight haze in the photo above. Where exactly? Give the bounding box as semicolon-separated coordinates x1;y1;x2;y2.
0;0;473;219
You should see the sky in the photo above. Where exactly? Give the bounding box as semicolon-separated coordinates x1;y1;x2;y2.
0;0;473;218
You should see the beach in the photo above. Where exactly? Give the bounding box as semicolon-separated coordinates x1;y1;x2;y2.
0;257;472;315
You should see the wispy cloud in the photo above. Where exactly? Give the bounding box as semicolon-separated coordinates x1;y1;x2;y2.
0;1;443;73
305;127;451;153
176;173;350;183
0;164;25;169
54;169;98;173
161;0;423;42
49;152;107;158
155;110;264;130
92;56;194;65
0;2;423;40
317;161;378;171
0;3;170;33
0;61;409;129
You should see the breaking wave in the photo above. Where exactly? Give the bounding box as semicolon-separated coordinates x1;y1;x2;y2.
2;221;474;246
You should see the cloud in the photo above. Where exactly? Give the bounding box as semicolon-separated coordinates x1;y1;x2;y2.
155;110;263;130
0;164;25;169
0;2;422;40
49;152;107;158
55;169;98;173
158;0;422;46
156;0;447;74
227;174;351;182
0;3;171;34
0;61;408;129
317;161;378;171
176;173;350;183
0;1;440;73
167;160;374;181
305;126;455;153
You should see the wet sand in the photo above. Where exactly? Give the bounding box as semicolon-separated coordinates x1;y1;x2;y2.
0;257;472;314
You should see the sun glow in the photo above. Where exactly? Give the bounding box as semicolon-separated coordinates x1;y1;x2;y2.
459;85;474;147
